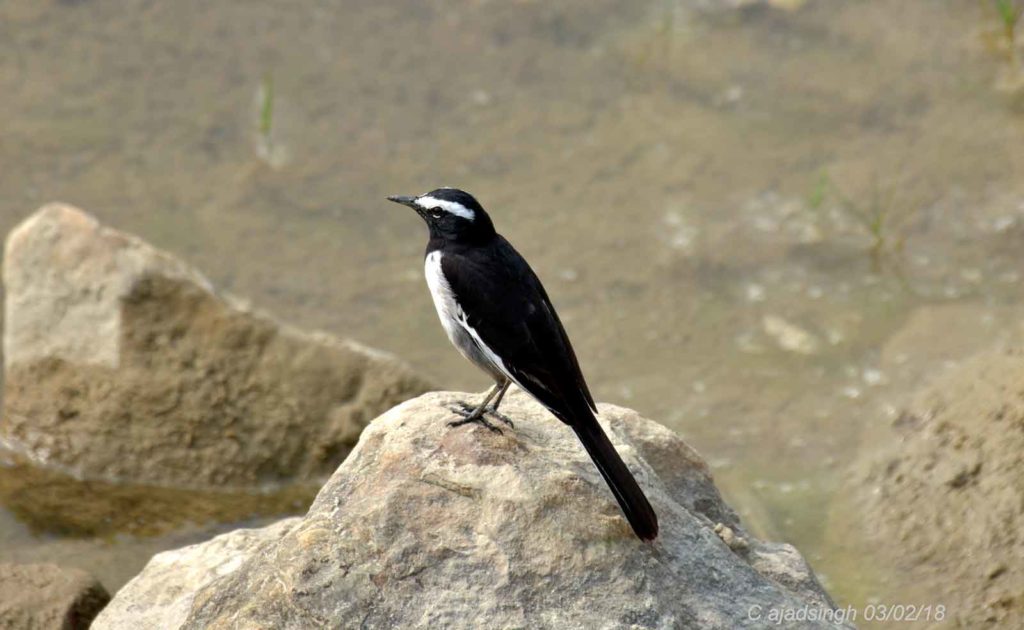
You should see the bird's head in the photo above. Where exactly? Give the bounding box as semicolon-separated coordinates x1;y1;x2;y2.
388;188;495;243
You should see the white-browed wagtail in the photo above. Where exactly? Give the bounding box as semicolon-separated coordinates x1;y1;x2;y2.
389;188;658;541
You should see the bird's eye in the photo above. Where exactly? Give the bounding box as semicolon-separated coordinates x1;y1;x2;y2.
430;210;443;219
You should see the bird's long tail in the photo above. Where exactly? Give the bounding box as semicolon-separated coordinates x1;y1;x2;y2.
571;419;659;541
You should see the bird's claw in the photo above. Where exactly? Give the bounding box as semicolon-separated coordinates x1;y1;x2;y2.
446;401;514;433
485;409;514;428
448;401;515;427
447;410;503;434
447;401;479;418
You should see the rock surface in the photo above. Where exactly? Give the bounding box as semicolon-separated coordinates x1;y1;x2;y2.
0;562;110;630
1;203;432;488
97;390;843;629
855;346;1024;627
92;519;300;630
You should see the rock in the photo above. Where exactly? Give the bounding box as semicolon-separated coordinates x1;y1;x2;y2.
853;346;1024;627
97;390;844;630
92;519;300;630
0;562;110;630
1;203;432;488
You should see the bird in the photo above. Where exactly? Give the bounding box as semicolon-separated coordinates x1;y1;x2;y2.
388;187;659;541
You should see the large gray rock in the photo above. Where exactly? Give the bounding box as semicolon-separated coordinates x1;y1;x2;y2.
0;562;110;630
92;519;301;630
1;203;432;488
97;390;844;629
854;347;1024;627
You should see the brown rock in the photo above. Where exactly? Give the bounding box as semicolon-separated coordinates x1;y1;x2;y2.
854;346;1024;626
0;563;110;630
96;390;845;630
1;203;432;488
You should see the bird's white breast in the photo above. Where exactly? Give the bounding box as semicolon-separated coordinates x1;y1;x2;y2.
424;251;463;344
423;250;514;384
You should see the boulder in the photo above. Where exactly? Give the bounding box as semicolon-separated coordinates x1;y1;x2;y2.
0;562;110;630
91;518;300;630
96;390;845;629
1;203;432;488
854;347;1024;627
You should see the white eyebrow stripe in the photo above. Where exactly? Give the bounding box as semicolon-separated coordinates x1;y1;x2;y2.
416;196;476;221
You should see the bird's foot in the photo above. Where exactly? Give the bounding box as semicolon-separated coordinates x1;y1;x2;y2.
484;407;515;428
446;401;513;433
447;407;502;434
449;400;515;427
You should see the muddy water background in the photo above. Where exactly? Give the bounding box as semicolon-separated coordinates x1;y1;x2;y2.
2;0;1023;620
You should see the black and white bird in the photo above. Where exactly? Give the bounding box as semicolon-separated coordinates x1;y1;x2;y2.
388;187;659;541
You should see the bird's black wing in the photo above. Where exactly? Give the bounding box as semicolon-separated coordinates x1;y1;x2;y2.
441;235;596;423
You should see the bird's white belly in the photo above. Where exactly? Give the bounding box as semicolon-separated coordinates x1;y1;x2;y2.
424;251;508;382
424;251;463;344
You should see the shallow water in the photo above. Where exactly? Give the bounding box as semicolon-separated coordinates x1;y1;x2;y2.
1;0;1023;618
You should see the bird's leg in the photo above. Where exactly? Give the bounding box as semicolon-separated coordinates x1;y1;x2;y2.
450;380;515;428
490;380;511;411
448;384;504;433
484;380;514;427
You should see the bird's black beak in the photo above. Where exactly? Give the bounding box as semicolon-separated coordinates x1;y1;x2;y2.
387;195;419;210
